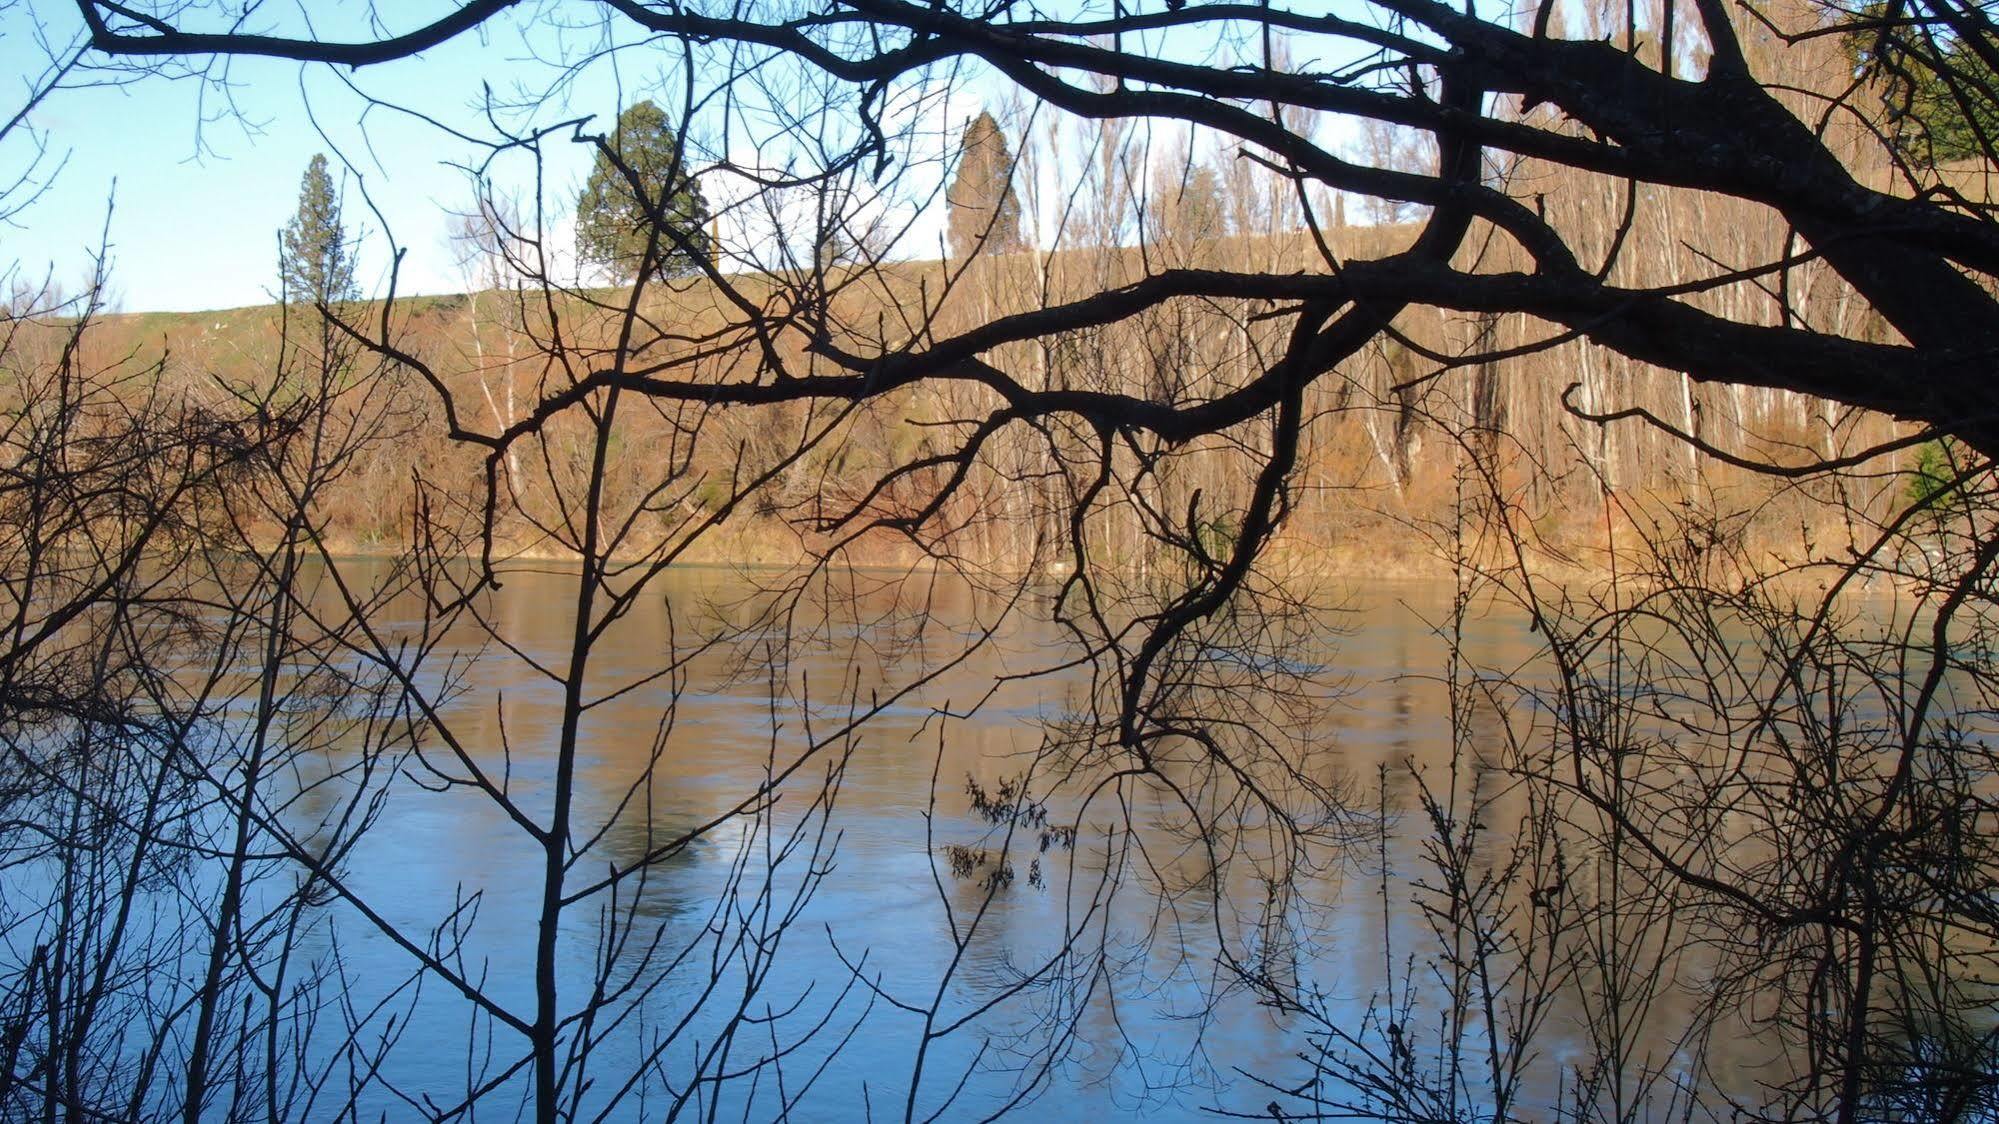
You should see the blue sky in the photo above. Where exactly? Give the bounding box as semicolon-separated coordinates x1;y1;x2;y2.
0;4;1012;312
2;3;1356;314
3;10;633;310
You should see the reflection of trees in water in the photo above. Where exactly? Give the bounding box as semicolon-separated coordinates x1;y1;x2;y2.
13;0;1999;1114
1235;524;1999;1120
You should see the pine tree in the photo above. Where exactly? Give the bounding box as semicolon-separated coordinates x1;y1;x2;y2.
1846;7;1999;166
945;112;1024;260
576;101;713;282
280;154;356;305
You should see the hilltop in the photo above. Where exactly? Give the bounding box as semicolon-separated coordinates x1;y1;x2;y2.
40;228;1915;584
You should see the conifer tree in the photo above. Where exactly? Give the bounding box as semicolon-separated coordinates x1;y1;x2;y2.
945;112;1024;260
1158;161;1226;245
576;100;712;282
280;153;356;305
1845;5;1999;165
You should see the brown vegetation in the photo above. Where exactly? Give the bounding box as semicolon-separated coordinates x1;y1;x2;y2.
8;0;1999;1119
52;205;1912;585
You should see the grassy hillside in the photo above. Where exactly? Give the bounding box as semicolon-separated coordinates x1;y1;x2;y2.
45;231;1915;581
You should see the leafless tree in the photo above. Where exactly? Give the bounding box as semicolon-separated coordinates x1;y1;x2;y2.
12;0;1999;1118
0;227;434;1120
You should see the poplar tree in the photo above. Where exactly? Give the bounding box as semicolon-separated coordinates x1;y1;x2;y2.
279;153;355;305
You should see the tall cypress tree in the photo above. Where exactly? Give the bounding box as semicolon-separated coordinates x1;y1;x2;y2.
945;112;1025;260
280;154;356;305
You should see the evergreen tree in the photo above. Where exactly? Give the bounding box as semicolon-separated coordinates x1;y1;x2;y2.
1157;161;1226;244
1849;10;1999;165
945;112;1025;260
576;101;713;282
280;154;356;305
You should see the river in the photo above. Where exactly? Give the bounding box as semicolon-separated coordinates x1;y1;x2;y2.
13;557;1960;1120
260;559;1774;1122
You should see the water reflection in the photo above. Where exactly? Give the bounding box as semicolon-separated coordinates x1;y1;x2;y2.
282;561;1923;1119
